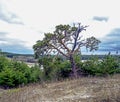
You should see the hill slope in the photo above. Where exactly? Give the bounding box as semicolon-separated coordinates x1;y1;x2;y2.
0;75;120;102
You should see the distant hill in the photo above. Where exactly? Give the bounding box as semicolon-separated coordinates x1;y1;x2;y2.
1;52;34;58
0;52;37;64
1;51;120;60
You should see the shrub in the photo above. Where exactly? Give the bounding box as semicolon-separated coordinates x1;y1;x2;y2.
0;68;15;88
38;56;71;80
0;56;11;72
100;55;120;75
82;56;101;76
58;61;71;78
82;55;120;76
0;56;42;88
29;65;41;82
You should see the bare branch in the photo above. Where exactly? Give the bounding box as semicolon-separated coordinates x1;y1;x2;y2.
49;43;69;58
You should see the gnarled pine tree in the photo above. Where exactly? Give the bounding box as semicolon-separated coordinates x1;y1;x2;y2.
33;23;101;78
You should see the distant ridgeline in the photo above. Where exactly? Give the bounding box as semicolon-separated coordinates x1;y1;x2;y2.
1;52;37;63
1;52;120;63
2;52;34;58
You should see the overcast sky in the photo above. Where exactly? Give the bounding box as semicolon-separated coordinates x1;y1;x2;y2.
0;0;120;54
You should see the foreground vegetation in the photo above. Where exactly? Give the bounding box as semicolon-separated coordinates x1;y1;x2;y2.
0;75;120;102
0;53;120;88
0;55;41;88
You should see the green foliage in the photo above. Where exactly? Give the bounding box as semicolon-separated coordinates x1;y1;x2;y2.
30;65;41;82
38;56;71;81
0;68;16;87
0;68;28;88
82;55;120;76
100;55;120;75
13;70;27;86
82;56;101;76
0;56;41;88
58;60;71;78
1;53;119;88
0;56;10;72
38;54;120;80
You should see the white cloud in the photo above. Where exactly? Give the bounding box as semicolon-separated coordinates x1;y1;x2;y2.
6;25;44;49
0;0;120;54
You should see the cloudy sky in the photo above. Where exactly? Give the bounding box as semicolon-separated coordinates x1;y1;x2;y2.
0;0;120;54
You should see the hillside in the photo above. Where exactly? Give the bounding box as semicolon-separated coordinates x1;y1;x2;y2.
0;75;120;102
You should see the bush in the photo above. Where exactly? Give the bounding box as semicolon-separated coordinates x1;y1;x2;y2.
38;55;120;79
0;56;42;88
38;56;71;81
82;55;120;76
1;54;118;88
0;68;28;88
82;56;101;76
30;65;41;82
58;61;71;78
0;68;16;88
100;55;120;75
0;56;11;72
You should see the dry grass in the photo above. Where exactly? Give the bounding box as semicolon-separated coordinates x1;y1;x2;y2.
0;75;120;102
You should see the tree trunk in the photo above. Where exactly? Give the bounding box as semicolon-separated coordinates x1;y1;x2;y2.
69;55;78;78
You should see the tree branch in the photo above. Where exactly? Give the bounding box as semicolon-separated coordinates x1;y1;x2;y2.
60;40;71;53
49;44;69;58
